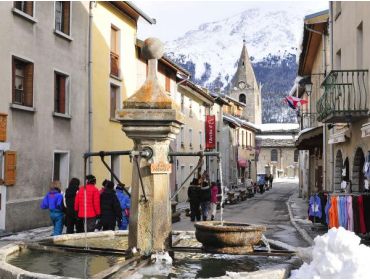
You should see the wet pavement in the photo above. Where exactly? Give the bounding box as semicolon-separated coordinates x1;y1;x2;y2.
173;179;311;248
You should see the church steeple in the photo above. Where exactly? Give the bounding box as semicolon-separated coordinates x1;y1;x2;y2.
228;40;262;125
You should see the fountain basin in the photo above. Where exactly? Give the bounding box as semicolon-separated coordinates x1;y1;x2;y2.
194;221;266;254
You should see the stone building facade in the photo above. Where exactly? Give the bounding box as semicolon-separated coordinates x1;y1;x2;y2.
0;1;89;231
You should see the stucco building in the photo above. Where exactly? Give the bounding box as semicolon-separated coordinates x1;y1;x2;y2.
256;124;299;178
0;1;89;231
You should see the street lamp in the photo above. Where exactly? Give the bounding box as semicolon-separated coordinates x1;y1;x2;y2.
305;81;313;96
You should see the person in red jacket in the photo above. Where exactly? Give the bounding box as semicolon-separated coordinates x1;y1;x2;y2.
74;174;101;232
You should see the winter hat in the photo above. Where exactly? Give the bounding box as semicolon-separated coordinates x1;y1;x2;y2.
116;183;125;191
86;174;96;184
103;180;114;190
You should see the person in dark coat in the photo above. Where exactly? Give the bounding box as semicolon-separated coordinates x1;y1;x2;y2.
64;178;83;234
188;178;201;222
269;174;274;189
200;178;211;221
100;180;122;231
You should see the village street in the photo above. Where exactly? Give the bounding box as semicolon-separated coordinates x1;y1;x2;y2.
174;179;311;248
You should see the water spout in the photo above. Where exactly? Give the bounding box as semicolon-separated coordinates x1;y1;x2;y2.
218;159;224;226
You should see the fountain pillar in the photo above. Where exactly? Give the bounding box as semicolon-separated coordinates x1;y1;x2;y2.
117;38;184;255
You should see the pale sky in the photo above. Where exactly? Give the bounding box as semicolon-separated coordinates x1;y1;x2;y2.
135;0;329;42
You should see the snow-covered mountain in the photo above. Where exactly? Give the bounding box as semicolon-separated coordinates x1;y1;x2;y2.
165;6;322;123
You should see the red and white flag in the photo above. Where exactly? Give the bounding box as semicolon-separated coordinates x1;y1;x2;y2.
283;96;308;110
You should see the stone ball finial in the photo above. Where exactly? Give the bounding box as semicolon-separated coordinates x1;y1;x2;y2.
142;37;164;60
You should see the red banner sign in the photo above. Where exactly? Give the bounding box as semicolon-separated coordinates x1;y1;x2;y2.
205;115;216;149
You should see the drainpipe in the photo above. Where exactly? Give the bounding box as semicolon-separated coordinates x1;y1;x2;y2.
87;2;94;173
329;2;335;192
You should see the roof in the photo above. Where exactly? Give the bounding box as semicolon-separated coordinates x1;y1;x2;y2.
209;92;230;106
136;39;190;77
223;114;260;132
110;1;156;24
298;10;329;76
257;123;299;133
225;96;246;107
179;80;214;105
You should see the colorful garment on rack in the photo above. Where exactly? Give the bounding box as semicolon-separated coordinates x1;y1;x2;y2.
346;196;353;232
309;195;322;218
362;195;370;232
353;195;360;233
336;196;341;226
325;196;331;225
339;196;348;228
329;196;339;228
358;195;367;234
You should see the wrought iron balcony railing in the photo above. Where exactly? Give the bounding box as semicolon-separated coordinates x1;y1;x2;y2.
317;70;369;123
299;112;318;130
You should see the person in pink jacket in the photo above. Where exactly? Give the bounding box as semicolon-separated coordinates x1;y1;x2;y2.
210;182;219;221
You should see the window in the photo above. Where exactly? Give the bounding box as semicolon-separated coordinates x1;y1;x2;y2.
55;1;70;35
181;94;184;113
271;149;278;162
165;71;171;93
189;100;193;117
190;166;194;179
239;94;246;104
53;151;69;190
180;127;184;147
249;133;252;147
12;56;33;107
110;84;120;119
241;131;245;147
199;131;202;149
336;49;341;70
14;1;34;16
357;22;363;69
189;128;193;148
0;151;3;182
110;25;120;77
54;72;69;114
294;150;299;162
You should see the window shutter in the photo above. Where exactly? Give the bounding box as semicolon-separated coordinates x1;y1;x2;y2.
4;151;16;186
24;63;33;107
59;76;66;114
0;114;7;142
25;2;34;16
11;57;15;103
63;2;70;35
165;75;171;92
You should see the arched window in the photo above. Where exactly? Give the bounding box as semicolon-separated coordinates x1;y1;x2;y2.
294;150;299;162
239;94;246;104
271;149;278;162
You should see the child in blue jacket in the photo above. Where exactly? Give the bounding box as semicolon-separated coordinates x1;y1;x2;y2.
41;181;64;236
115;184;131;230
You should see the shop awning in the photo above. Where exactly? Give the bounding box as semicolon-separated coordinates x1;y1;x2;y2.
237;159;248;168
296;126;323;150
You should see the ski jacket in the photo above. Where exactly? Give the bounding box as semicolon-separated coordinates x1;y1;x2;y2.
74;184;101;218
116;189;130;217
210;185;218;203
40;190;63;211
65;185;79;217
200;183;211;202
100;188;122;225
188;184;201;204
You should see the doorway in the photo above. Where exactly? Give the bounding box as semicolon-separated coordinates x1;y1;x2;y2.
52;151;70;190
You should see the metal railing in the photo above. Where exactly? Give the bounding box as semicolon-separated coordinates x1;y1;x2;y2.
317;70;369;122
300;112;318;130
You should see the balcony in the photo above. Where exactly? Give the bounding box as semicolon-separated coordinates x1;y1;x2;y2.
299;112;318;130
110;52;120;77
317;70;369;123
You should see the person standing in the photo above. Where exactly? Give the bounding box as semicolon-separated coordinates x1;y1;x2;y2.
74;175;101;232
210;182;219;221
116;183;131;230
64;178;83;234
269;174;274;189
40;181;64;236
200;177;211;221
188;178;201;222
100;180;122;231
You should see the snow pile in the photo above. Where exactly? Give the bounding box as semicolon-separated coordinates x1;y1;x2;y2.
151;251;173;265
291;227;370;278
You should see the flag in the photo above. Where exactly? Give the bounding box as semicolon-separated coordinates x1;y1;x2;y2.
284;96;308;110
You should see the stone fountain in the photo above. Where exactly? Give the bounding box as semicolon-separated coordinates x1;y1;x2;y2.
0;38;301;279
